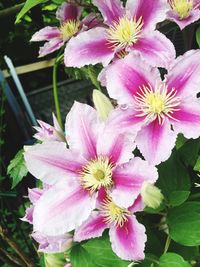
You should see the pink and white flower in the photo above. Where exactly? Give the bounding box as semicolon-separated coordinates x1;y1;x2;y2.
102;50;200;165
64;0;175;68
166;0;200;30
33;113;65;142
24;102;158;236
74;189;146;261
31;2;100;57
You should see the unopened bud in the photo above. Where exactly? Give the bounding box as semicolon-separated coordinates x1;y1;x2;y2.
93;89;114;120
141;182;164;209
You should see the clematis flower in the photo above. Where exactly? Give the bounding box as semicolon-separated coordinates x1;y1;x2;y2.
101;51;200;165
33;113;65;142
64;0;175;68
166;0;200;29
31;2;100;57
74;189;146;261
24;102;158;236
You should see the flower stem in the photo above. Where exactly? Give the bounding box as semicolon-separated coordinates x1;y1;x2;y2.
53;58;63;129
164;235;171;253
87;65;102;91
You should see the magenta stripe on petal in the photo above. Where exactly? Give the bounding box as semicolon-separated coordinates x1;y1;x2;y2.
166;50;200;97
136;119;177;165
74;212;107;242
65;102;100;159
93;0;124;24
64;28;115;67
33;180;95;235
56;3;82;22
126;0;167;31
105;54;160;105
109;216;146;261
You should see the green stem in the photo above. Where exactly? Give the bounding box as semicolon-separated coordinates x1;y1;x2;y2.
145;256;159;265
87;66;102;91
53;59;63;129
164;235;171;253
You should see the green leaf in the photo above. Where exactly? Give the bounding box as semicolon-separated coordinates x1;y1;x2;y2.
159;253;191;267
82;234;131;267
167;202;200;246
194;156;200;171
168;191;190;207
44;253;66;267
177;138;200;166
157;151;190;199
70;245;97;267
176;134;187;149
7;149;28;188
196;26;200;47
16;0;47;23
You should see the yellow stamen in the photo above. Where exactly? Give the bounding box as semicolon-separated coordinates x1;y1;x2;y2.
169;0;193;19
107;16;143;49
60;20;80;40
101;196;130;227
80;156;113;193
134;82;181;125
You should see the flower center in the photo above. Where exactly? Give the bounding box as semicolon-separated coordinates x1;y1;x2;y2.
60;20;80;41
80;156;113;193
107;16;143;49
134;83;181;124
101;196;130;227
169;0;193;19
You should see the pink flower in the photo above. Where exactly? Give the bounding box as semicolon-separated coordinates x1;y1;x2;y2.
101;50;200;165
64;0;175;68
166;0;200;30
74;189;146;261
31;2;100;57
33;114;65;142
24;102;158;236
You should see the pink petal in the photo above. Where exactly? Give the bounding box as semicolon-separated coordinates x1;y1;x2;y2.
32;232;73;253
111;157;158;208
64;27;115;67
166;9;200;30
21;207;33;224
106;107;144;136
136;119;177;165
109;216;146;261
31;26;60;42
104;53;160;105
38;38;64;57
173;99;200;139
131;31;176;68
28;188;43;204
56;2;82;23
65;102;101;159
24;142;86;185
74;212;107;242
166;50;200;98
33;180;95;236
97;127;135;165
126;0;167;31
128;195;145;213
93;0;124;24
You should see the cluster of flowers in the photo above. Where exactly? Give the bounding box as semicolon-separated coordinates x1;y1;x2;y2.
23;0;200;264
